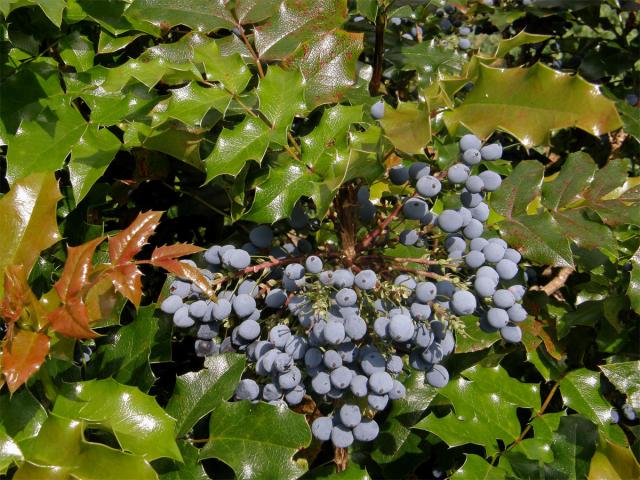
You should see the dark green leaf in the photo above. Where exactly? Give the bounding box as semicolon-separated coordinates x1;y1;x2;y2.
541;152;596;210
491;160;544;218
155;440;208;480
165;353;246;437
126;0;235;33
199;401;311;480
87;305;158;392
59;31;95;72
0;424;23;474
69;127;121;204
0;389;48;443
53;378;182;461
599;361;640;402
451;454;506;479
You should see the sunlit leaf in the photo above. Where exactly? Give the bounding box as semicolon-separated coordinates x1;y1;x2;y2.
2;329;50;393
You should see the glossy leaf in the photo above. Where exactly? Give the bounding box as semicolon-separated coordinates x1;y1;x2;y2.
48;296;96;339
455;315;501;353
193;39;252;94
495;31;552;58
541;152;596;210
155;441;208;480
235;0;280;24
0;172;62;296
0;389;48;443
17;414;158;480
54;236;105;302
254;0;348;60
153;82;230;127
53;378;181;461
371;371;437;465
88;305;159;391
588;439;640;480
166;353;245;436
59;31;95;72
204;117;271;182
6;100;88;183
150;245;214;298
451;454;506;479
0;424;22;475
257;66;307;144
379;102;431;155
69;127;121;204
294;29;364;107
599;361;640;401
445;63;622;146
492;160;544;218
107;263;143;307
415;365;539;454
200;401;311;480
2;329;50;393
126;0;235;33
108;211;163;265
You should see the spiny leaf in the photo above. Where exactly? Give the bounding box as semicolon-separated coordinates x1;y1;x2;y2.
254;0;348;60
126;0;235;33
0;424;22;475
491;161;544;218
54;236;106;302
108;211;163;265
166;353;246;436
16;414;158;480
107;264;143;308
444;62;622;146
53;378;182;461
588;439;640;480
0;172;62;297
541;152;596;210
234;0;280;24
48;297;96;339
151;244;204;262
256;65;307;145
69;127;121;204
293;29;364;107
199;401;311;480
2;329;50;393
6;100;88;183
379;102;431;155
150;245;213;298
451;454;507;479
494;31;552;58
193;38;252;94
204;117;271;182
599;361;640;405
88;305;159;391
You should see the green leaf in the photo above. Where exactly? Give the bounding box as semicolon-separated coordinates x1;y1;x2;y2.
303;461;371;479
455;315;501;353
0;424;23;475
0;172;62;297
243;162;332;223
494;31;552;58
414;365;539;454
165;353;246;437
154;441;208;480
257;66;307;144
599;361;640;400
451;454;506;480
153;82;230;127
35;0;66;26
491;160;544;218
300;104;363;167
194;40;252;95
199;401;311;480
97;30;146;54
379;102;431;155
126;0;235;33
0;389;48;443
124;122;204;169
512;412;564;462
59;31;95;72
387;42;466;78
498;212;574;267
254;0;348;60
541;152;596;210
6;100;88;183
69;126;121;204
53;378;182;461
371;371;437;465
617;99;640;142
588;439;640;480
557;301;602;339
355;0;377;21
66;0;160;36
293;30;364;107
87;305;159;392
560;369;625;444
17;414;158;480
204;116;271;182
234;0;280;24
444;63;622;147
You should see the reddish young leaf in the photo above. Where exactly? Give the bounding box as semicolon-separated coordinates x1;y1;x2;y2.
151;243;204;262
2;329;50;392
1;265;30;322
48;298;96;339
54;236;105;302
152;258;215;298
85;276;122;325
108;211;163;265
107;264;143;307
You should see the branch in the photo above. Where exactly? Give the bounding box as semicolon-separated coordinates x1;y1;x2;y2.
359;199;405;249
369;11;386;96
533;267;573;296
237;25;265;78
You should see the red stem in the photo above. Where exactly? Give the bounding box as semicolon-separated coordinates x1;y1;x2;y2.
359;200;404;249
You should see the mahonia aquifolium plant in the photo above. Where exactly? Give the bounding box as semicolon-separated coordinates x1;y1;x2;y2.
160;134;529;448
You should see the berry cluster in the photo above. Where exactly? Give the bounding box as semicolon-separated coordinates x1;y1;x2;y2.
159;134;529;448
